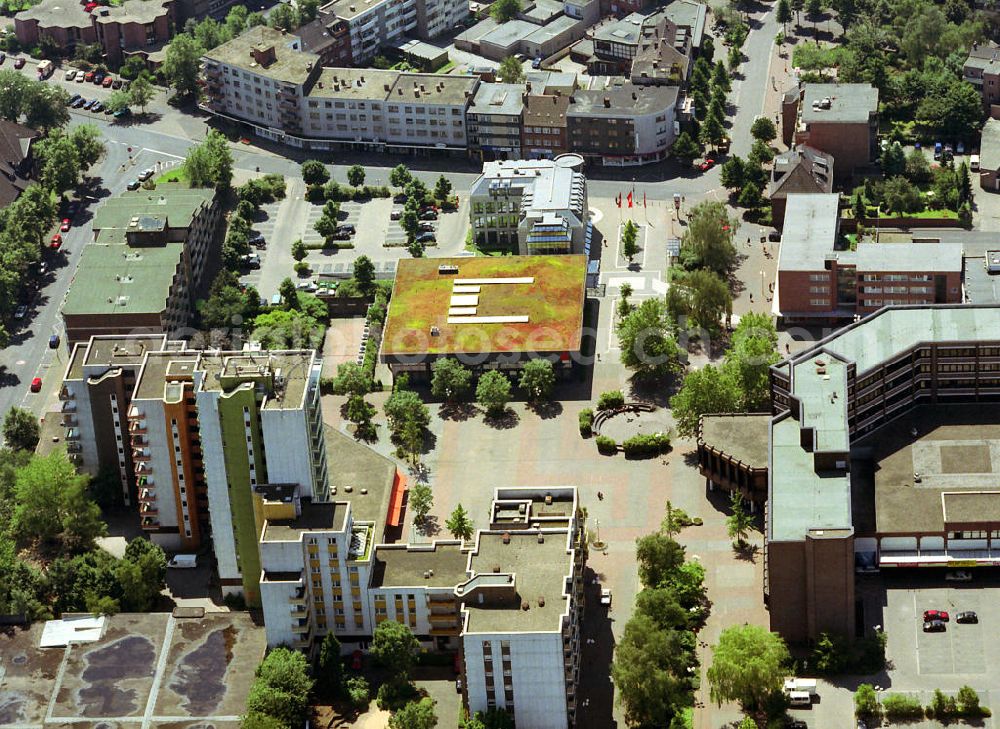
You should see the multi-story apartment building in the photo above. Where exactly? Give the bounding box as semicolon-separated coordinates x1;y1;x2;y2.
522;92;571;159
60;335;176;507
61;184;220;347
469;159;588;253
258;486;586;729
963;41;1000;115
776;194;964;323
567;82;677;165
15;0;174;67
202;28;478;152
467;83;526;161
194;350;329;605
784;83;879;182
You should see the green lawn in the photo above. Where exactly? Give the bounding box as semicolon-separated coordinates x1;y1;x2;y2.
155;166;188;184
434;60;456;74
792;42;849;71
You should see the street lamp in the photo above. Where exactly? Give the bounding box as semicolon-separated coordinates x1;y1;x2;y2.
760;269;765;299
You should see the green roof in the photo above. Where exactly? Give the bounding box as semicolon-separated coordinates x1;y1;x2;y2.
380;255;587;359
62;243;182;315
91;184;214;230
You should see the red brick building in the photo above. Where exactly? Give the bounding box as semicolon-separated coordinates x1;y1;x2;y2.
776;194;964;323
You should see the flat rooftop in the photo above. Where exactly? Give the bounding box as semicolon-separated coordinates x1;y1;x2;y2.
91;184;214;230
262;501;346;541
371;543;469;588
776;193;841;271
204;26;320;84
469;82;526;117
325;425;396;527
465;530;573;633
387;73;478;105
699;413;770;468
801;83;878;124
862;405;1000;534
568;83;678;117
81;335;170;369
311;68;397;99
133;351;199;400
198;351;316;410
63;242;181;316
380;255;587;358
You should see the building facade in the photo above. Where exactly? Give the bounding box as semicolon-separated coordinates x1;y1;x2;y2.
467;82;526;161
566;82;677;165
787;83;879;181
469;159;588;253
522;92;570;159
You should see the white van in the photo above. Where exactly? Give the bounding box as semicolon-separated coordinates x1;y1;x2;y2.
788;690;812;706
970;154;981;172
168;554;198;569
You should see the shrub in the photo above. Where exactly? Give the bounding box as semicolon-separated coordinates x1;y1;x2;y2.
346;676;370;709
305;184;325;203
294;261;311;275
595;435;618;455
596;390;625;411
579;408;594;437
882;693;923;719
621;433;671;457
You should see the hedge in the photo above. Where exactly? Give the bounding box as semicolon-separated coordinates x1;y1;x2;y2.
595;436;618;455
579;408;594;437
596;390;625;411
622;433;670;457
882;694;923;719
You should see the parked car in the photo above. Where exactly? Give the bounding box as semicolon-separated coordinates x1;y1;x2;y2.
957;141;966;154
532;57;542;69
93;72;105;84
67;94;81;106
337;223;356;234
127;179;141;190
249;233;266;248
64;68;75;80
60;218;71;232
923;609;949;622
104;105;115;114
83;99;97;110
49;233;62;249
332;229;352;240
111;78;123;89
417;231;436;243
90;101;102;113
84;70;95;82
934;141;943;159
0;53;5;65
241;253;261;269
923;619;947;632
768;229;781;242
48;334;60;349
390;209;402;220
419;210;438;220
30;376;42;393
13;57;25;69
393;193;408;203
102;75;114;88
418;222;435;232
168;554;198;569
14;304;27;319
946;570;972;581
699;158;716;171
956;611;978;623
138;168;155;181
72;97;86;108
113;107;132;119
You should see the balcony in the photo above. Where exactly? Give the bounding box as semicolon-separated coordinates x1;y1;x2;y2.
127;406;143;420
141;517;156;528
132;449;151;462
428;613;458;625
64;428;79;441
129;420;147;435
61;400;76;413
58;386;72;400
429;625;460;636
292;621;310;634
139;488;156;502
139;503;158;516
135;462;151;476
292;637;311;650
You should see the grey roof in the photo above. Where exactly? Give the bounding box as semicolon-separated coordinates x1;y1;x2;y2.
203;26;321;85
387;73;478;105
660;0;706;46
593;13;643;44
981;118;1000;172
521;0;563;23
775;193;841;271
525;14;580;43
480;19;539;50
568;82;678;117
526;70;577;94
472;159;585;218
855;242;963;273
964;40;1000;71
769;145;833;198
456;17;498;44
311;68;398;99
94;0;171;27
16;0;91;29
468;82;526;117
801;83;878;124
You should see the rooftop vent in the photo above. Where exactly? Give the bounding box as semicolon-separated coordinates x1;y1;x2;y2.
492;564;501;572
430;326;440;336
521;600;530;610
537;595;545;607
502;531;511;544
545;494;553;505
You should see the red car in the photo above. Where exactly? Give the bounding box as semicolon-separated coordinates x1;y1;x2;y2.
14;57;25;69
699;158;716;172
30;377;42;393
84;71;95;82
50;233;62;249
923;609;950;622
351;650;363;670
60;218;71;232
102;76;114;88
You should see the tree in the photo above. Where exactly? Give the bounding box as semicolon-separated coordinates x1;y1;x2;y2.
128;75;154;114
247;649;313;729
957;162;973;206
251;309;323;349
699;111;726;148
301;159;329;185
346;395;376;438
476;370;511;416
384;389;430;432
669;365;742;438
185;131;233;189
680;201;737;276
497;55;525;83
684;269;732;330
22;83;70;131
490;0;521;21
105;90;131;114
904;148;932;184
291;239;307;262
346;676;370;708
727;492;754;548
852;191;867;221
409;482;433;523
720;156;746;190
728;45;741;72
389;698;437;729
777;0;792;31
330;363;371;397
316;632;344;698
3;407;39;452
671;131;700;163
621;219;639;261
446;503;474;540
708;624;790;716
344;164;365;187
268;2;300;30
162;34;204;97
711;60;730;94
433;175;452;202
957;685;981;715
116;539;167;611
121;55;149;80
750;116;777;144
855;683;879;719
14;452;105;549
635;533;685;588
431;358;473;402
279;277;299;309
881;141;906;177
617;298;680;380
725;312;779;410
738;181;762;209
882;176;922;215
389;164;412;188
299;0;320;21
518;359;555;401
372;620;420;679
353;255;376;294
35;132;80;196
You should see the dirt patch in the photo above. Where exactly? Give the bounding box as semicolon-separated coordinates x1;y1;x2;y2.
167;628;234;716
75;635;156;717
940;443;992;474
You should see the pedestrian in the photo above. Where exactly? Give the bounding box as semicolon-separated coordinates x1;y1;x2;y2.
749;293;754;302
785;342;790;353
597;491;604;501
